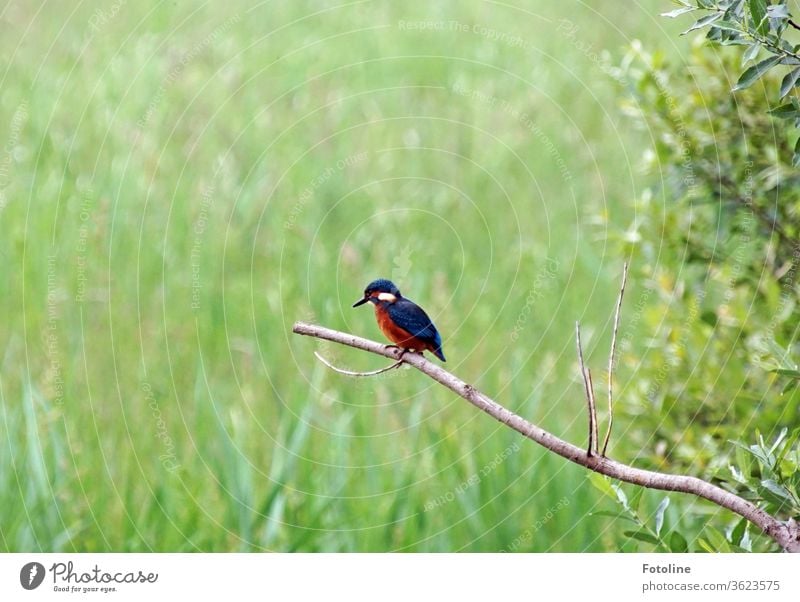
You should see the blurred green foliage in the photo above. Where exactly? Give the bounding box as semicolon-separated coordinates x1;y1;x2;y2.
664;1;800;163
0;0;679;552
593;36;800;551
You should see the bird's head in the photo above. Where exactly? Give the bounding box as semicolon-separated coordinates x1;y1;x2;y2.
352;278;402;307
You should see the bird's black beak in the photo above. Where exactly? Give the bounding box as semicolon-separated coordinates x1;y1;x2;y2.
352;296;368;308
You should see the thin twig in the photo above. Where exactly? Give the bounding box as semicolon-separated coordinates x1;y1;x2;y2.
313;351;404;377
576;322;598;456
587;368;599;455
789;18;800;32
292;321;800;552
602;262;628;457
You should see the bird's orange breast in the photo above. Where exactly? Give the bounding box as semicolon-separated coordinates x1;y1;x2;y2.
374;304;435;352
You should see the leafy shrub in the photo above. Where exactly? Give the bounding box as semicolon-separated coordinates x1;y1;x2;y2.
665;1;800;164
592;36;800;551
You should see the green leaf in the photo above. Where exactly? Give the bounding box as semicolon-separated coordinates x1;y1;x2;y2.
768;428;789;455
587;473;616;500
708;20;745;34
612;483;630;511
734;444;753;481
760;479;793;502
780;67;800;99
730;516;748;546
669;530;688;552
767;5;790;20
772;368;800;378
695;537;716;553
764;339;794;369
682;11;724;35
748;442;772;467
629;487;644;516
730;438;769;465
662;6;696;18
729;463;748;484
793;136;800;167
742;43;760;65
733;55;783;91
775;427;800;468
589;510;638;523
768;104;800;119
749;0;768;34
654;497;670;536
624;530;660;545
704;525;732;552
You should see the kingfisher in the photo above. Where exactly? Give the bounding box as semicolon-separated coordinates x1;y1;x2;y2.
352;278;446;362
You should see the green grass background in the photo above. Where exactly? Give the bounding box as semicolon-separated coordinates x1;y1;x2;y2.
0;0;688;551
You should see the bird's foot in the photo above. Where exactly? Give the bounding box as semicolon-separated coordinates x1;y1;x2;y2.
384;344;405;359
384;345;423;361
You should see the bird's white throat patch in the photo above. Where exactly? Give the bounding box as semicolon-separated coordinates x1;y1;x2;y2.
377;292;397;302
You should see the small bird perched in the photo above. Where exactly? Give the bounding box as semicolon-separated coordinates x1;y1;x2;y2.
352;278;446;362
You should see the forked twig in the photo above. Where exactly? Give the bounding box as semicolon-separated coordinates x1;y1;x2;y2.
313;351;404;377
587;368;599;454
602;262;628;457
576;322;598;456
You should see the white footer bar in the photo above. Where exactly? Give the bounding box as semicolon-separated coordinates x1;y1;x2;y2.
1;553;796;601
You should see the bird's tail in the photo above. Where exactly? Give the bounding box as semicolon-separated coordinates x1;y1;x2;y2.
432;346;446;362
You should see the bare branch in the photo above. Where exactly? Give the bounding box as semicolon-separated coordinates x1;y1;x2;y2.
313;351;404;377
576;322;598;456
292;320;800;553
603;262;628;457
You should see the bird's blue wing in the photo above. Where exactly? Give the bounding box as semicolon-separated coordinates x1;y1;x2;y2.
388;299;441;345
